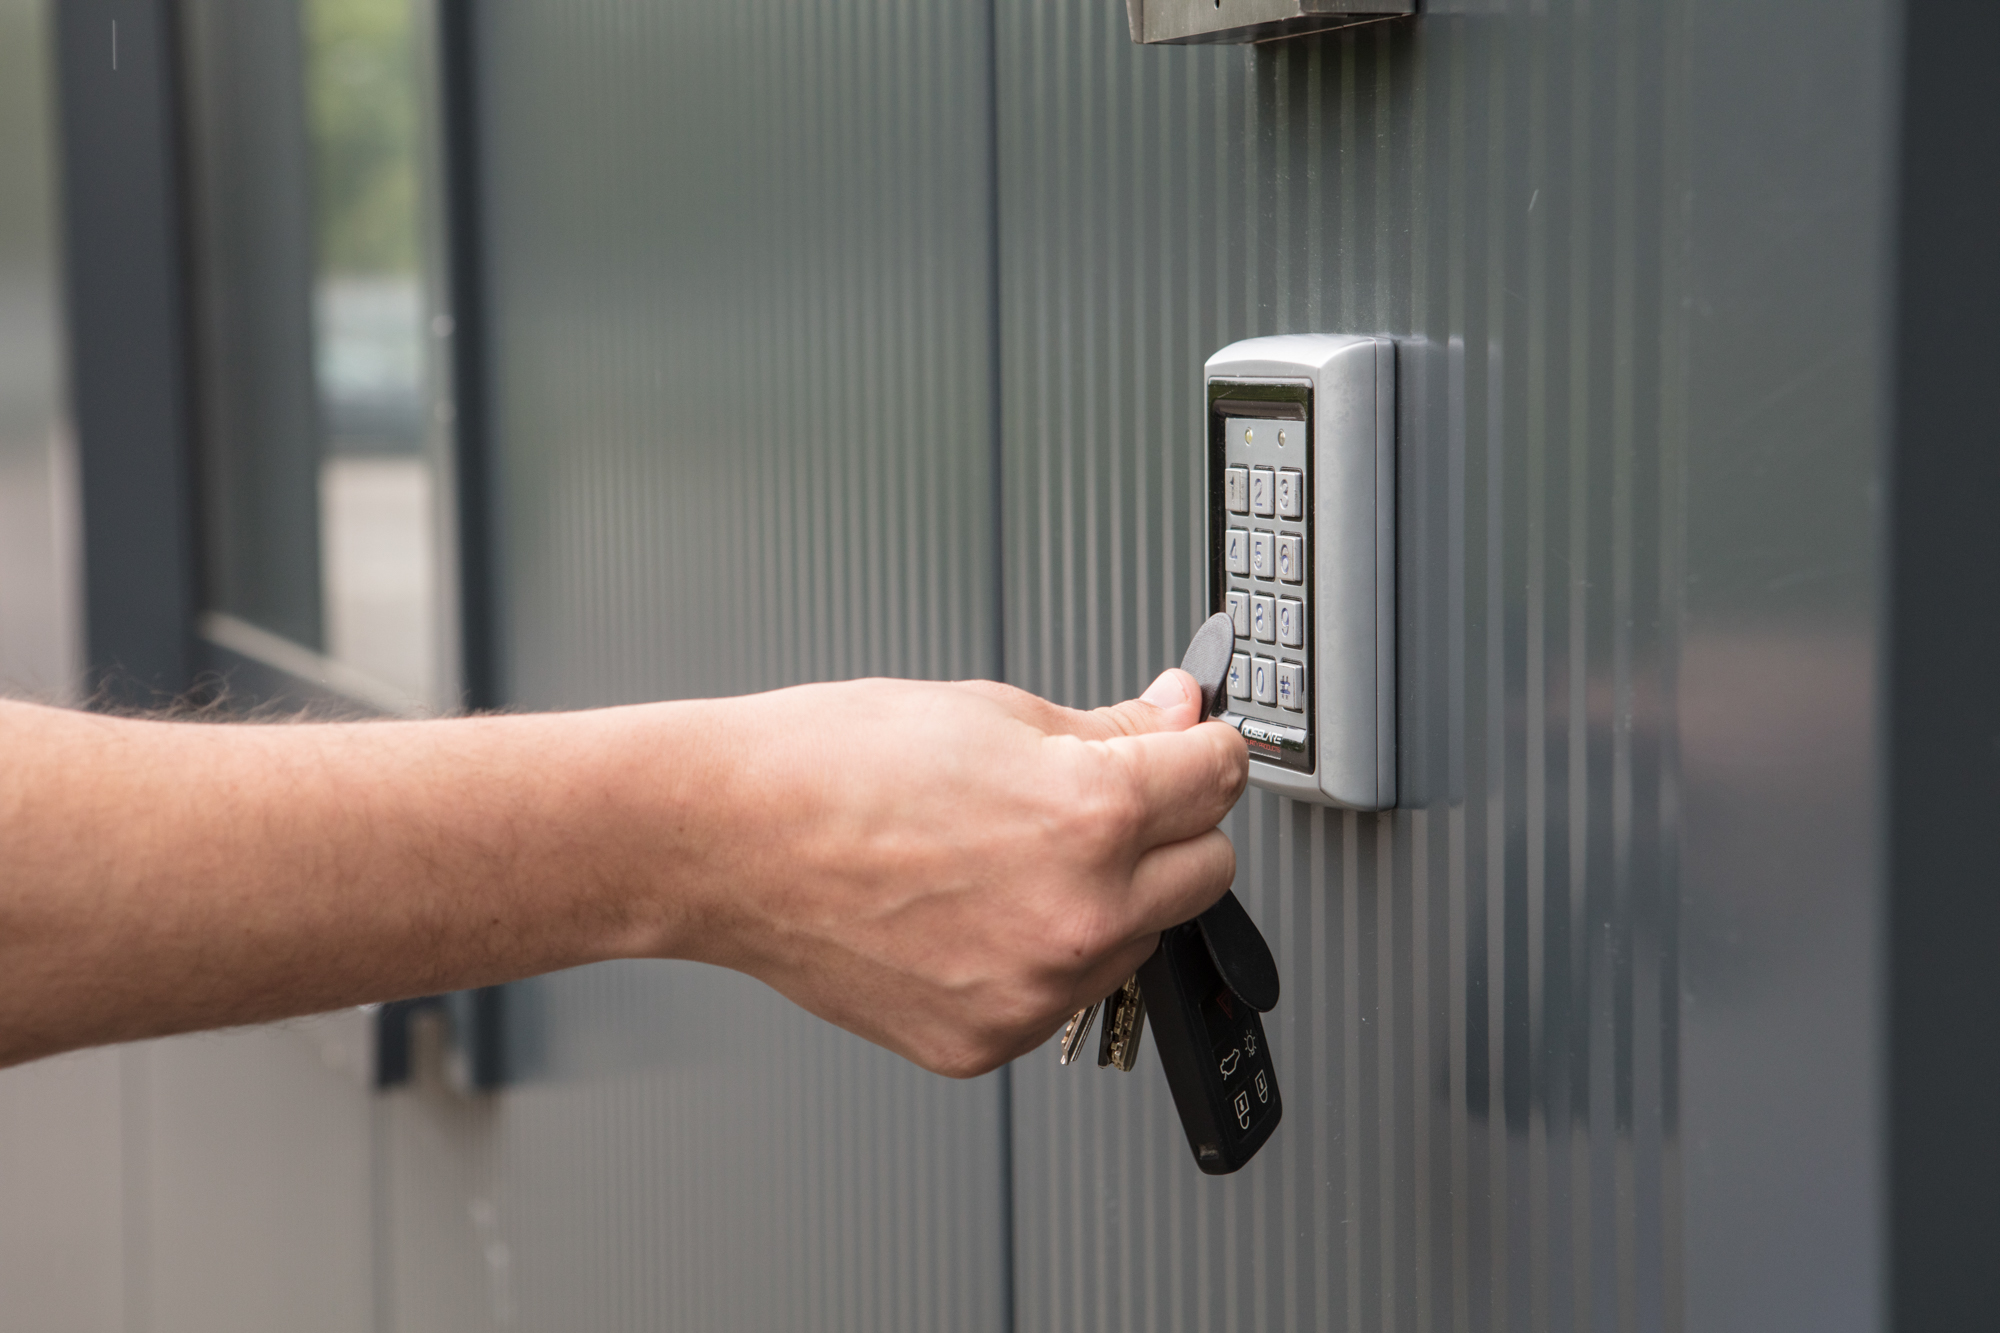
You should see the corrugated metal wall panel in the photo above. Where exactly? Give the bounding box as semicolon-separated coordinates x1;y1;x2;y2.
480;0;996;709
997;5;1690;1329
395;2;1009;1329
384;966;1007;1333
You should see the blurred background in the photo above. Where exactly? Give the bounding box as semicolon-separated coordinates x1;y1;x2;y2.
0;1;1993;1330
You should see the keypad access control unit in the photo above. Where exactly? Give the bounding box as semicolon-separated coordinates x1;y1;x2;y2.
1207;334;1396;810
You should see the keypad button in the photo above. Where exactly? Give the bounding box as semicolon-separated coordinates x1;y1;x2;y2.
1224;467;1250;515
1276;660;1305;712
1249;467;1276;517
1252;656;1278;706
1226;589;1250;638
1276;597;1304;648
1225;528;1250;576
1228;653;1251;700
1276;468;1303;519
1276;533;1304;584
1250;594;1276;643
1250;531;1275;579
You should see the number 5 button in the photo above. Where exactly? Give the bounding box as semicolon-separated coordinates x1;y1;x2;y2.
1250;531;1276;579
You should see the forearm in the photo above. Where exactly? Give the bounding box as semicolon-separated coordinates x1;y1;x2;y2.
0;699;708;1067
1;675;1244;1078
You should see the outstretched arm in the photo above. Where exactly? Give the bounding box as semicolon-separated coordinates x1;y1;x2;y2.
0;672;1246;1075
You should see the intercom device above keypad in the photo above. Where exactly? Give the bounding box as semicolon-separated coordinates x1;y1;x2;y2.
1206;335;1396;810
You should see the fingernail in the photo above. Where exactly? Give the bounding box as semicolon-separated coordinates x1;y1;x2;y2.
1140;669;1188;709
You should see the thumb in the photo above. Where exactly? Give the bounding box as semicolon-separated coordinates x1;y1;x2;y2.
1070;668;1204;739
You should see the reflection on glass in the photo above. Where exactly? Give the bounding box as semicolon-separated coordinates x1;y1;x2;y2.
307;0;439;705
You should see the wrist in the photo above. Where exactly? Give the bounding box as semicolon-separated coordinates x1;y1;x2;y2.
566;698;745;967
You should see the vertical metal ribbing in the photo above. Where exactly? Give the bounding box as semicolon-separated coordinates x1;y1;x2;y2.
386;1;1005;1329
999;1;1688;1329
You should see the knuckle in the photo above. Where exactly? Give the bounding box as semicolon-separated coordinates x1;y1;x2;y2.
1207;725;1250;802
1046;766;1144;859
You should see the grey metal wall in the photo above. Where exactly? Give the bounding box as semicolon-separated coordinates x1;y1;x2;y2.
379;2;1010;1329
0;0;1894;1329
480;0;998;708
998;5;1885;1333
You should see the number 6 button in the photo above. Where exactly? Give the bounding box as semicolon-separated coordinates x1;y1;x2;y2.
1275;533;1303;584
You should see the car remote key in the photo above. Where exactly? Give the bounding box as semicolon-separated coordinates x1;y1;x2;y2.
1137;911;1281;1173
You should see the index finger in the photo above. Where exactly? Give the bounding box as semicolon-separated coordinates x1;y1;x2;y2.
1102;719;1248;850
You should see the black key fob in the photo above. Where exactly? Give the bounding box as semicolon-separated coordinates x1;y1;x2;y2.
1140;612;1282;1174
1138;920;1282;1174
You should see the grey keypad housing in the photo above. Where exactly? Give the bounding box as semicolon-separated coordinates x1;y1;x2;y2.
1206;335;1395;810
1219;415;1311;767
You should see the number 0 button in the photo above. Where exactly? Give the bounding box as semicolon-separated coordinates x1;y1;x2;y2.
1252;656;1278;705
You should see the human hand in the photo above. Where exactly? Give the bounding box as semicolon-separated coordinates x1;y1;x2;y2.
654;671;1249;1078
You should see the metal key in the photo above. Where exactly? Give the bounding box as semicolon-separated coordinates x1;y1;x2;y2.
1058;1000;1101;1065
1096;972;1147;1070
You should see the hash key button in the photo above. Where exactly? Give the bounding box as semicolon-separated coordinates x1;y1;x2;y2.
1276;660;1304;712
